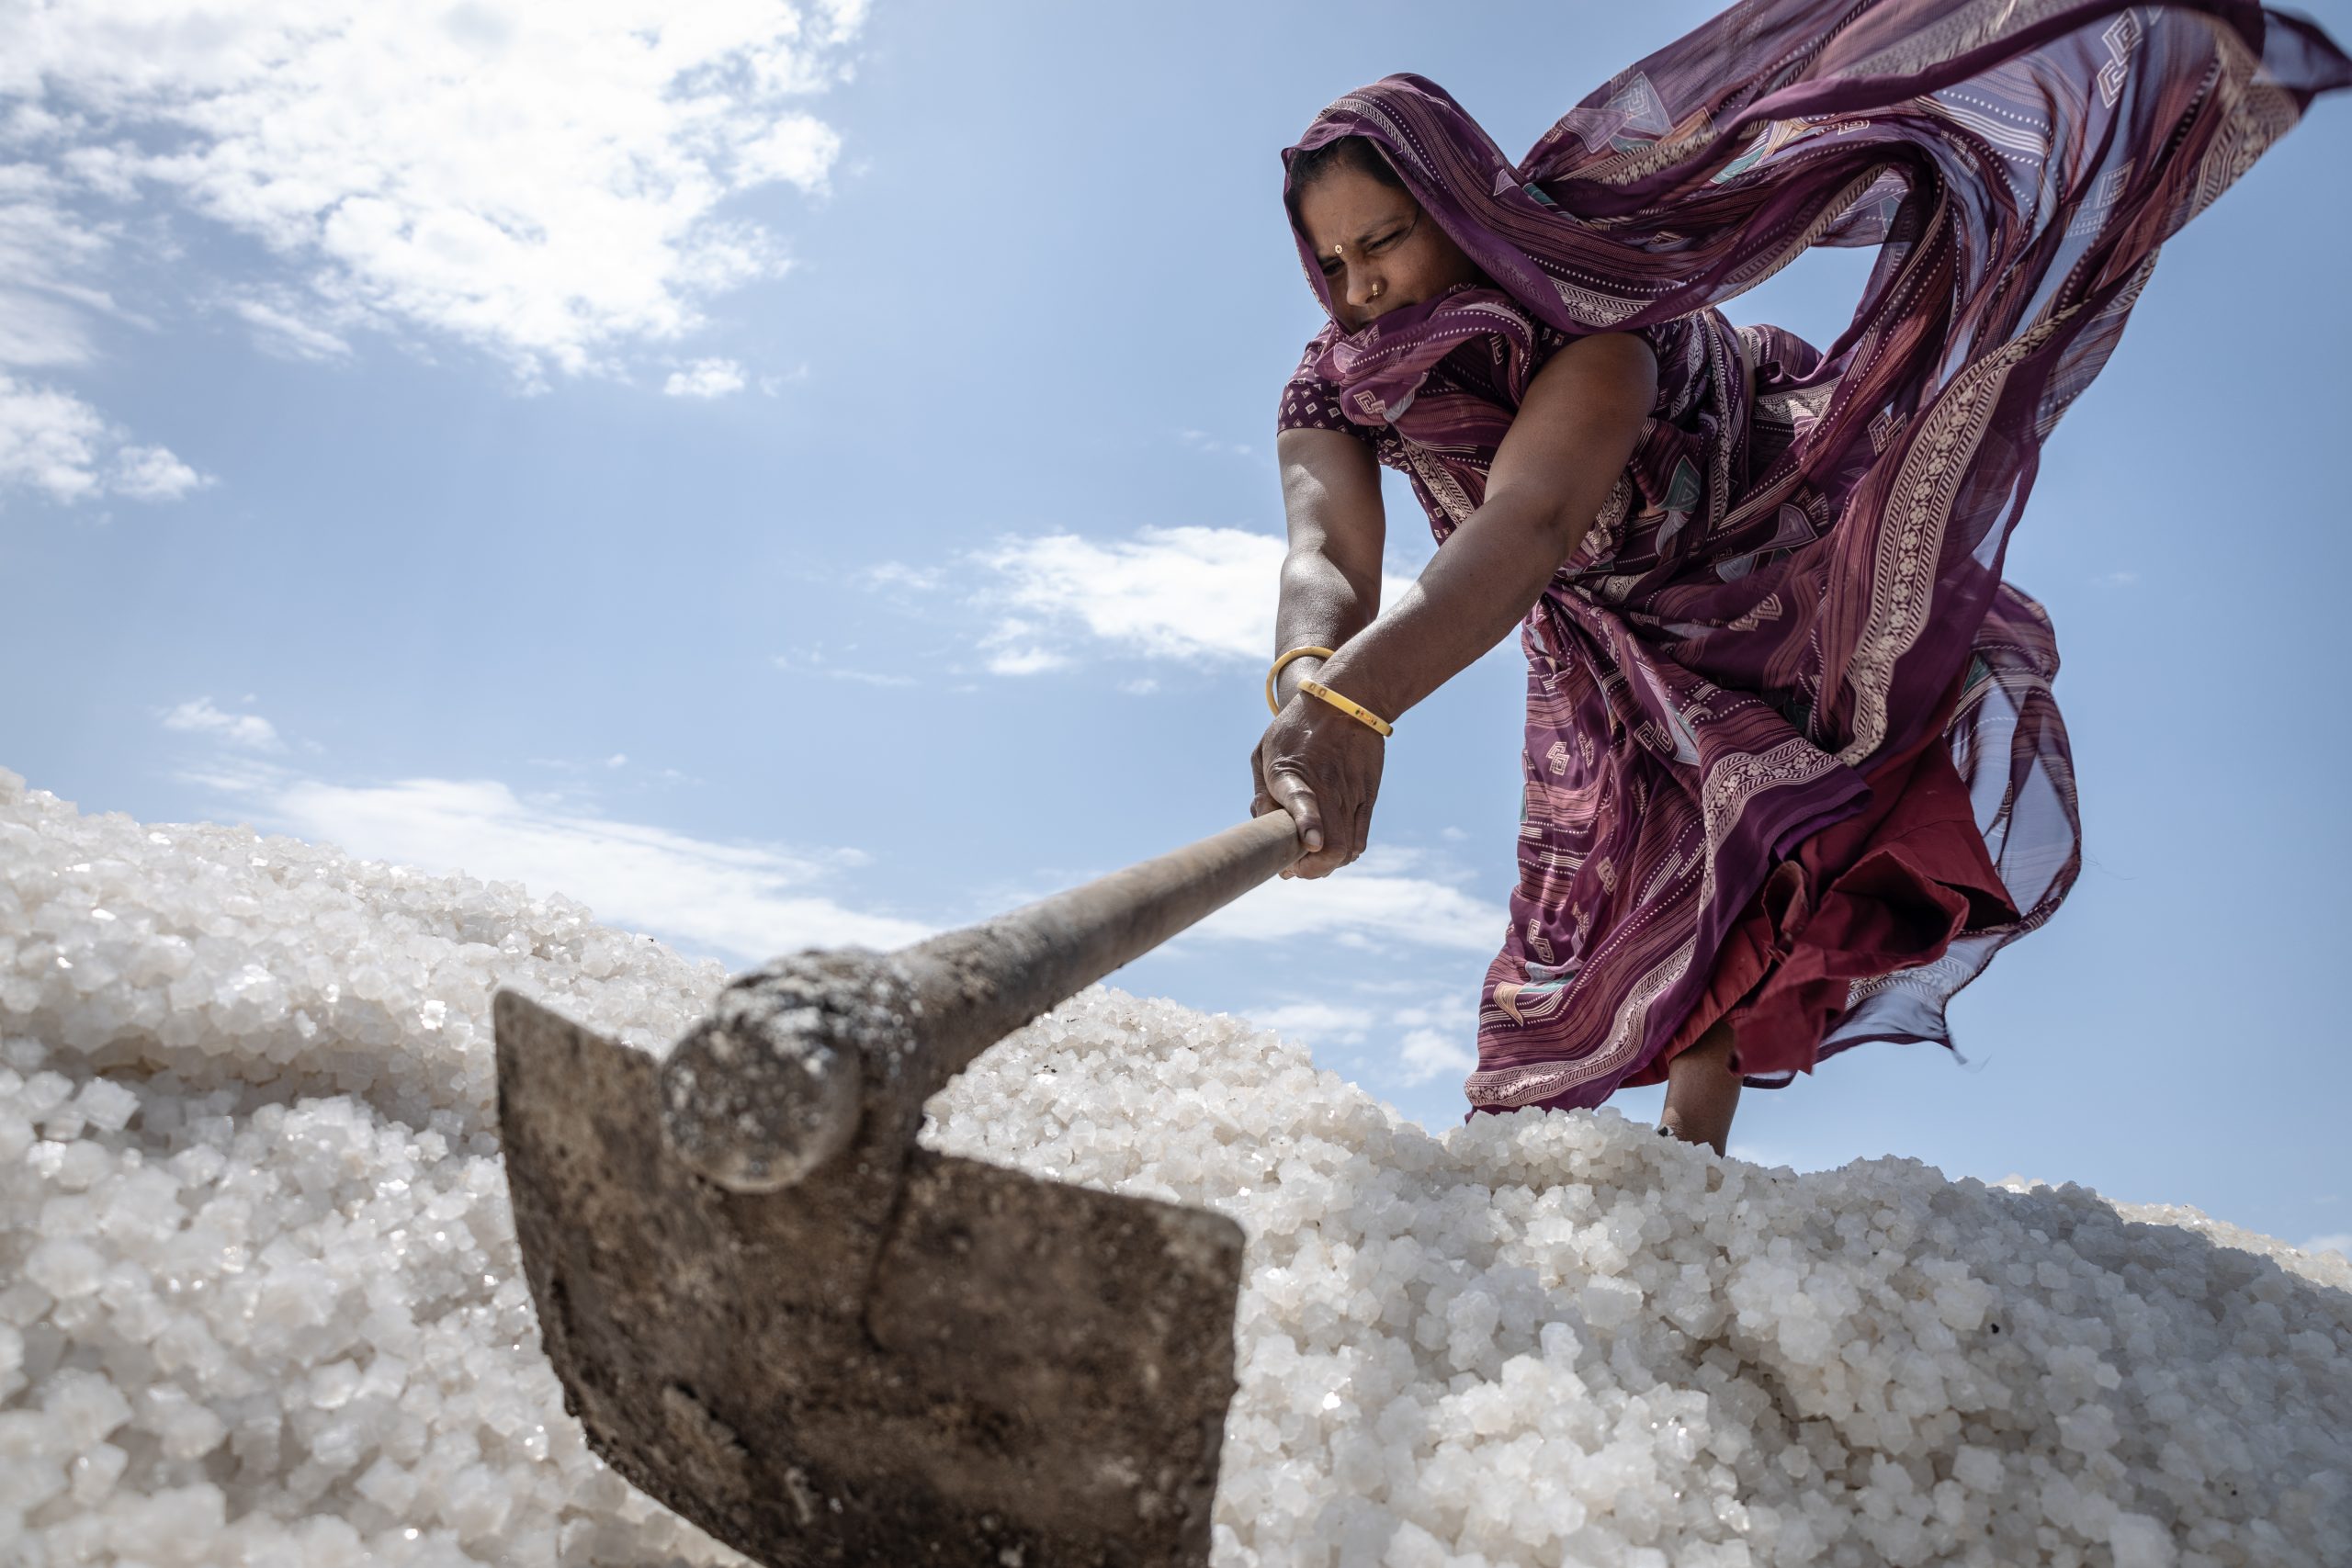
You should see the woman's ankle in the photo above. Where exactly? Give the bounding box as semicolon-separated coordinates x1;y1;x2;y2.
1659;1020;1741;1155
1657;1100;1736;1156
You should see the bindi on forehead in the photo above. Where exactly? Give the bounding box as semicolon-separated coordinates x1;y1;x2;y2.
1303;197;1419;259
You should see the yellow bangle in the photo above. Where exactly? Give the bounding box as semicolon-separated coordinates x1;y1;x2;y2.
1264;645;1337;715
1297;678;1394;737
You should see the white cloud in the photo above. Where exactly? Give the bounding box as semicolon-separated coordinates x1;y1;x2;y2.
254;774;926;964
0;374;106;502
975;526;1285;665
2303;1233;2351;1258
162;686;921;964
230;295;354;362
984;643;1069;677
1245;1001;1376;1043
3;0;865;412
958;525;1418;671
161;697;280;750
862;561;945;593
773;648;918;688
1193;846;1507;953
0;170;115;370
111;443;209;501
0;285;97;371
0;373;209;504
1245;990;1483;1091
664;357;748;399
1396;1026;1476;1086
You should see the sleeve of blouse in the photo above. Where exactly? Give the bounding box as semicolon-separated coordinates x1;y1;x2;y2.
1274;328;1376;444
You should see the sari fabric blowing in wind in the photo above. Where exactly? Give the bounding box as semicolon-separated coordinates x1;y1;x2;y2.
1274;0;2349;1111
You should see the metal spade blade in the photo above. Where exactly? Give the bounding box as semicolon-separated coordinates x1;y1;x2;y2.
495;812;1304;1567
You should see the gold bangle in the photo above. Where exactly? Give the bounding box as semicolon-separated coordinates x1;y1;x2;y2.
1297;678;1394;737
1264;645;1337;715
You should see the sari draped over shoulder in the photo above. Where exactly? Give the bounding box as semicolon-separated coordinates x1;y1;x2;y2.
1273;0;2348;1109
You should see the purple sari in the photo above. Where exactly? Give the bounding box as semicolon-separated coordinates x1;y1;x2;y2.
1275;0;2347;1110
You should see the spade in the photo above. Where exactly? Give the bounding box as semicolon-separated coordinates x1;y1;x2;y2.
495;811;1306;1566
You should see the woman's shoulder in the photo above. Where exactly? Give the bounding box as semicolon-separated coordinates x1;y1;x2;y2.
1526;312;1691;418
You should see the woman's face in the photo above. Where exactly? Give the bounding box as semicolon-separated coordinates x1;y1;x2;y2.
1295;164;1483;331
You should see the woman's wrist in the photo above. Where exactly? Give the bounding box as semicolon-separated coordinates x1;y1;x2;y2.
1311;644;1410;729
1297;676;1394;737
1273;654;1328;707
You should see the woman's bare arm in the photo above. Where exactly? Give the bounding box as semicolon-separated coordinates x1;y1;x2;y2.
1270;426;1386;705
1313;331;1657;726
1252;331;1657;876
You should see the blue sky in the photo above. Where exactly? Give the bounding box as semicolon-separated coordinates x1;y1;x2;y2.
5;0;2347;1251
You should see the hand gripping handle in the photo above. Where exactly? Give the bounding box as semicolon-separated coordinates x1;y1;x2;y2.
659;812;1306;1191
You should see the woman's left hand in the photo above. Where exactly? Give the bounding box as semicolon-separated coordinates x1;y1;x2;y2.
1249;696;1386;879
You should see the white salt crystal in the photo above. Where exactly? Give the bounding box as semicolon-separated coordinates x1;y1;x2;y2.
0;1454;66;1513
1951;1442;2004;1492
143;1386;227;1461
73;1077;139;1134
24;1237;105;1298
69;1439;128;1504
41;1367;130;1448
4;773;2350;1567
2109;1511;2177;1568
443;1462;514;1538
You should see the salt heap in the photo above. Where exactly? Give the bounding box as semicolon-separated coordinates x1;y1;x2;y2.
2;769;2347;1568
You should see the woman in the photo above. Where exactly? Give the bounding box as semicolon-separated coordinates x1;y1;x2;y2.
1250;0;2347;1153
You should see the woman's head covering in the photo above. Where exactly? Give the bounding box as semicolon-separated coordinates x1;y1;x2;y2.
1268;2;2348;1113
1282;6;2348;431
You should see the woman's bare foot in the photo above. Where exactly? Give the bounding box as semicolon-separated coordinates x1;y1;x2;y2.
1658;1018;1741;1156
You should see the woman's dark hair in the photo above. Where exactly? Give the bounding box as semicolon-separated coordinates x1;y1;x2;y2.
1284;134;1407;227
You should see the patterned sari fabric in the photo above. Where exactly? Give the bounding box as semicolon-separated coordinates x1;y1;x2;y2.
1274;0;2347;1111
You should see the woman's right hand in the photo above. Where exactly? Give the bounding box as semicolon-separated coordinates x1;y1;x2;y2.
1250;655;1324;874
1249;683;1386;881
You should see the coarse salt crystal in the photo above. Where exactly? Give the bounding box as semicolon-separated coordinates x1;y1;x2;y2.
3;776;2348;1568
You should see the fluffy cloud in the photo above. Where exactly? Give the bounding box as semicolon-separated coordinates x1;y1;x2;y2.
1193;845;1507;953
965;525;1417;671
975;526;1284;666
161;697;281;750
111;443;209;501
261;775;926;964
1245;991;1483;1089
160;692;924;965
664;357;748;399
0;0;866;494
1245;1001;1378;1043
0;374;209;503
1396;1026;1476;1086
6;0;863;374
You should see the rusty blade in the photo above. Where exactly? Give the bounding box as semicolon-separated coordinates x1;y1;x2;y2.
496;990;1246;1567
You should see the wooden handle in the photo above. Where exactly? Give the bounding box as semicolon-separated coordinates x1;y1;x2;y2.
659;813;1306;1191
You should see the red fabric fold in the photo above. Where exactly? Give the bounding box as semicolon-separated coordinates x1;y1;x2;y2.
1627;678;2018;1088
